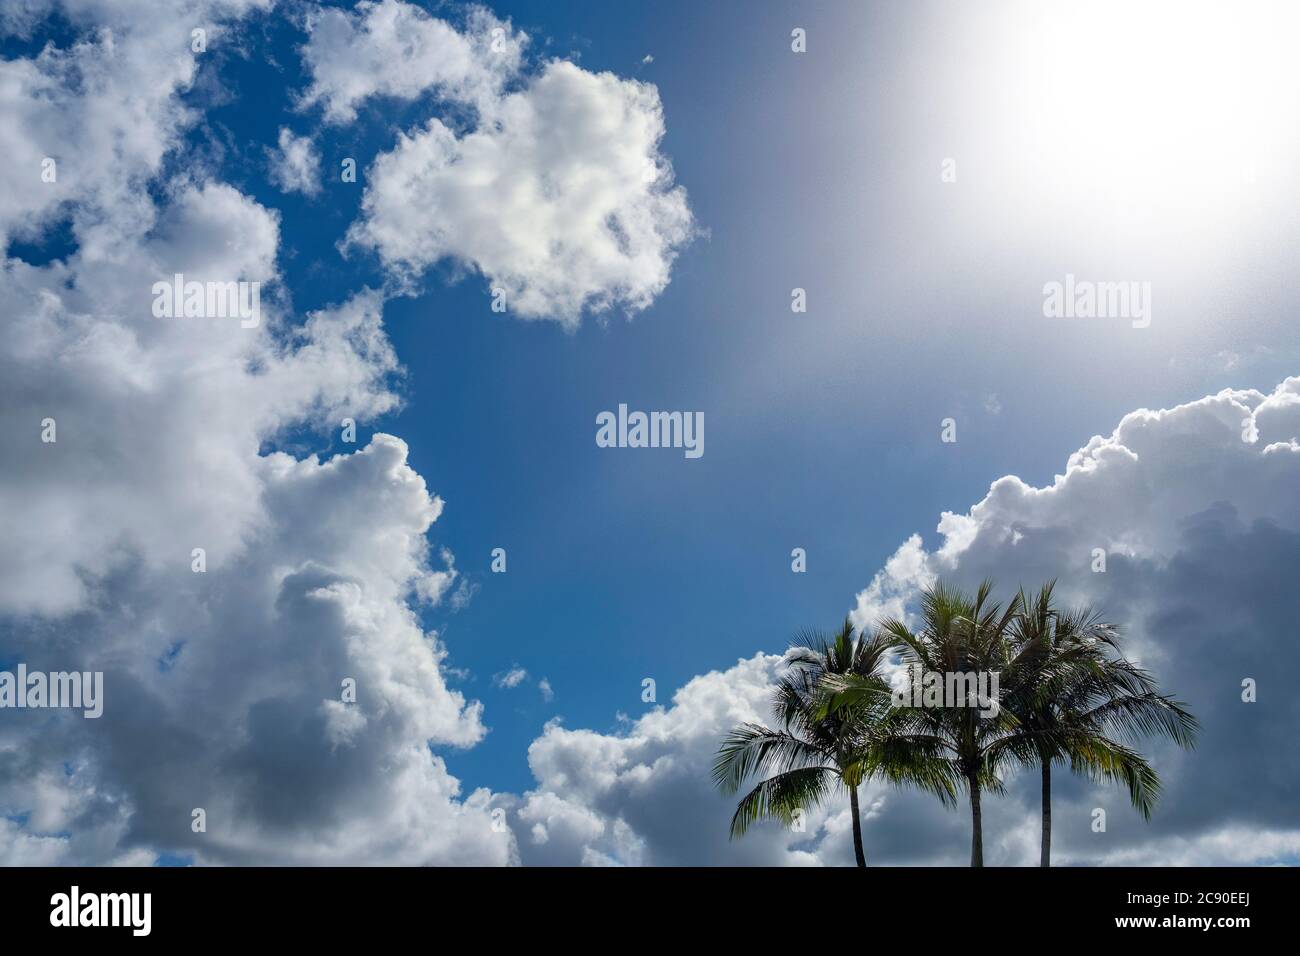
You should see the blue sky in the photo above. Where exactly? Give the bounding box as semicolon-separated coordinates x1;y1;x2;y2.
3;0;1300;866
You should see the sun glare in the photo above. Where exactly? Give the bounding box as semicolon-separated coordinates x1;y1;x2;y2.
974;1;1300;246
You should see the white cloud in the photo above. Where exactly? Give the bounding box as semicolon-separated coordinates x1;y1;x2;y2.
298;0;695;324
331;51;693;322
511;653;841;865
1072;825;1300;867
848;533;935;633
0;0;512;866
493;666;528;689
1;0;697;859
0;0;271;250
866;377;1300;863
298;0;526;124
1;220;511;863
924;382;1300;573
267;127;321;196
0;178;408;617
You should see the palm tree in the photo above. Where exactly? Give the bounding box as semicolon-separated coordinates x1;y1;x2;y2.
713;619;955;866
1004;582;1199;866
887;581;1024;866
821;581;1023;866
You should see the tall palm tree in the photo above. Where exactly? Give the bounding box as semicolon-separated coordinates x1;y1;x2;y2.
821;581;1024;866
1004;582;1199;866
713;619;955;866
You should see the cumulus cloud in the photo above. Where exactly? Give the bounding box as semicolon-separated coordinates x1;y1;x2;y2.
298;0;695;325
850;378;1300;865
0;432;510;865
0;0;271;250
0;0;512;865
0;179;401;616
267;127;321;196
509;654;847;866
2;0;699;864
298;0;526;124
346;59;695;324
516;379;1300;865
848;533;936;634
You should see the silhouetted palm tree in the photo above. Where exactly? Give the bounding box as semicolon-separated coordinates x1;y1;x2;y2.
884;582;1023;866
713;619;955;866
1004;582;1199;866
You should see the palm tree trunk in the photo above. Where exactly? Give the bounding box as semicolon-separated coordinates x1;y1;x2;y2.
1040;760;1051;868
849;784;866;867
968;774;983;867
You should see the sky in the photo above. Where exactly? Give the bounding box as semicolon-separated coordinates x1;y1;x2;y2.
1;0;1299;866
